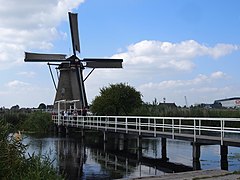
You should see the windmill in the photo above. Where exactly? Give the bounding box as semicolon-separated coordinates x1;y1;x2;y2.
24;12;123;110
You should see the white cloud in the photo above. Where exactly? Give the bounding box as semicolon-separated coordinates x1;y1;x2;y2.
112;40;239;71
210;71;226;79
208;44;239;59
190;86;231;93
135;71;232;105
139;71;227;90
0;0;85;69
6;80;30;88
17;71;36;78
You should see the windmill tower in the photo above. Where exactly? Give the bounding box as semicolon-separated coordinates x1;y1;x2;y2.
25;12;123;110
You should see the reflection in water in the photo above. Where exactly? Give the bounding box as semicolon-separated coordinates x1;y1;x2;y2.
56;138;85;179
24;131;240;179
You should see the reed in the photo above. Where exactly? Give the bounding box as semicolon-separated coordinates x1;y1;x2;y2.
0;119;64;180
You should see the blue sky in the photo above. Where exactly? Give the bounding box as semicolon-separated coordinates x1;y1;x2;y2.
1;0;240;108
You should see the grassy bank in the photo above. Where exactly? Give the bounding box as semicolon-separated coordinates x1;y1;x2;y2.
0;114;63;179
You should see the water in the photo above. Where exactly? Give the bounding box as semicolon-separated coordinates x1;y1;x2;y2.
23;131;240;179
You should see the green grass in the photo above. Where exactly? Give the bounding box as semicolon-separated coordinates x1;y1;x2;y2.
0;119;64;180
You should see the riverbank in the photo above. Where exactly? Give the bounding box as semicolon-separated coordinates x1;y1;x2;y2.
120;170;240;180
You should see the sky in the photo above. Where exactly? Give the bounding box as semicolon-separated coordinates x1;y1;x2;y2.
1;0;240;108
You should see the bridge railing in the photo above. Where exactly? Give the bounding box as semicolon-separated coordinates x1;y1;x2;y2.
52;115;240;145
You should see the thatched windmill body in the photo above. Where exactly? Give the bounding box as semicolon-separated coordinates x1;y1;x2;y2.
25;12;123;110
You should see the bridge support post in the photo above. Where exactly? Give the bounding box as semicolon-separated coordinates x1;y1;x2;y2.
81;129;85;137
53;124;57;134
124;134;128;151
58;126;62;134
65;127;69;135
102;131;108;152
220;145;228;170
161;138;169;161
103;131;107;142
58;125;67;134
137;136;142;160
192;142;201;170
117;134;122;150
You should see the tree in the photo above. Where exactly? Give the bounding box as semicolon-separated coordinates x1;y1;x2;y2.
91;83;142;115
21;111;52;132
10;105;19;111
38;103;46;110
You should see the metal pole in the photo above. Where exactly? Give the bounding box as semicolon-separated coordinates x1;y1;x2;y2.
125;117;128;133
139;118;141;135
154;118;156;137
199;119;201;135
194;119;196;142
221;119;223;145
48;63;57;91
172;119;174;139
179;119;182;134
115;117;117;132
58;102;60;125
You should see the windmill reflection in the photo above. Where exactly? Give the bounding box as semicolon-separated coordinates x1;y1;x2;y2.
55;137;85;179
55;131;193;179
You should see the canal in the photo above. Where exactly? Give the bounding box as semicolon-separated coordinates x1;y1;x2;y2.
23;131;240;179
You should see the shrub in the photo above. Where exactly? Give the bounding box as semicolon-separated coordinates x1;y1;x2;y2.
0;119;63;179
21;111;52;133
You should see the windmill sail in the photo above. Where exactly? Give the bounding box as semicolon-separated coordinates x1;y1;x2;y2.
69;12;80;54
25;52;66;62
83;58;123;68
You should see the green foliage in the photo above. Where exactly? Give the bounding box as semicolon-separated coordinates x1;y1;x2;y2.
0;119;63;180
20;154;64;180
1;109;52;133
2;111;28;129
21;111;52;132
132;98;240;118
38;103;47;110
91;83;142;115
131;101;179;117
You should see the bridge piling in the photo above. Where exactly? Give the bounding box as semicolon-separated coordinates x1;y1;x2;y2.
65;127;69;135
57;125;66;134
220;145;228;170
58;126;62;134
137;136;142;160
161;138;169;161
124;134;129;151
103;131;107;142
81;129;85;137
118;134;123;150
192;142;201;170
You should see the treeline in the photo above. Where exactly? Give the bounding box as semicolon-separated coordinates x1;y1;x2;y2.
132;102;240;118
0;109;53;133
90;83;240;117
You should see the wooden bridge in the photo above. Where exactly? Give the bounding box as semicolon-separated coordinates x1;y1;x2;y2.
52;114;240;146
52;114;240;170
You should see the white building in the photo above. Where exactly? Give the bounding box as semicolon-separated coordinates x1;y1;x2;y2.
214;97;240;108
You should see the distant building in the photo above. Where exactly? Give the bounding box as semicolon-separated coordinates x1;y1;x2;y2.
214;97;240;108
159;103;177;108
46;105;54;112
